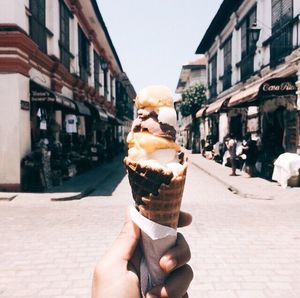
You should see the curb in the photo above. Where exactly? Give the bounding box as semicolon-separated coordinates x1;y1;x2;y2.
50;186;96;201
0;194;18;201
50;192;82;201
191;160;274;200
191;161;239;193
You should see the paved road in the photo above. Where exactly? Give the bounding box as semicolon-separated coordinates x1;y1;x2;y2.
0;162;300;298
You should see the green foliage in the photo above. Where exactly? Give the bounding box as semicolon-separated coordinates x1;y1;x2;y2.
180;83;206;117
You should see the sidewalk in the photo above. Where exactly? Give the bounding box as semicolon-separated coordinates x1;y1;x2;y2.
189;153;300;200
0;154;125;201
1;153;299;202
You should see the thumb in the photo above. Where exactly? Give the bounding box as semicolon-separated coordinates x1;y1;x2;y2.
110;216;140;262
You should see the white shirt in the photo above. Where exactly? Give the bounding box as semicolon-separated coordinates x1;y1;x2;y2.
65;114;77;133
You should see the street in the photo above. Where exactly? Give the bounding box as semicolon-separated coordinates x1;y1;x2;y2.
1;159;300;298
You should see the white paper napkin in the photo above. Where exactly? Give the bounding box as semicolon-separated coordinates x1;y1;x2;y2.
130;206;177;295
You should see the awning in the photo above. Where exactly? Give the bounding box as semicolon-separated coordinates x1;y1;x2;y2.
180;121;192;131
55;94;76;110
123;116;133;121
106;111;115;120
106;112;123;125
30;81;76;110
205;97;229;115
196;107;207;118
74;101;91;116
182;123;191;130
95;105;108;121
228;84;260;107
115;118;124;125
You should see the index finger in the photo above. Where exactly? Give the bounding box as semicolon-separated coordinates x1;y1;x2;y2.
178;211;192;228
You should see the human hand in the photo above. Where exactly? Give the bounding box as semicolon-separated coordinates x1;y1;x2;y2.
92;209;193;298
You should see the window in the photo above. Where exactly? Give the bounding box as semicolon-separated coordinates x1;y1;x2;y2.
270;0;293;64
110;75;115;103
94;51;101;93
59;1;72;70
78;26;90;82
240;7;257;80
29;0;47;53
223;37;232;90
103;67;108;96
209;54;217;99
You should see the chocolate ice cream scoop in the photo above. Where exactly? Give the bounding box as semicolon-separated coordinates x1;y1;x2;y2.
132;109;176;141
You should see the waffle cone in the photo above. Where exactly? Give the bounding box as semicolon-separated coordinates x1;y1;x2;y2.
124;155;188;228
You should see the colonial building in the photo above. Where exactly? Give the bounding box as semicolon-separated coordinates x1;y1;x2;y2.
196;0;300;178
0;0;135;191
175;55;207;149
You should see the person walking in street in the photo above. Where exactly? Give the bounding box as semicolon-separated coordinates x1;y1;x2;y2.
92;209;193;298
241;133;259;177
225;133;237;176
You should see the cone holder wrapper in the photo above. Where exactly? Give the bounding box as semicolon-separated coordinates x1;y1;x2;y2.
130;206;177;294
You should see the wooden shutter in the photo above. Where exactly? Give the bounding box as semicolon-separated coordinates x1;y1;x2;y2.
272;0;293;30
241;21;247;57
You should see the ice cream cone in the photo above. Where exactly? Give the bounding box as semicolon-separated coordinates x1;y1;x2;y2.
124;155;188;228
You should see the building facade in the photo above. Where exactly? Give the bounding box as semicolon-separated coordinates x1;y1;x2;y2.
0;0;135;191
175;56;207;149
196;0;300;178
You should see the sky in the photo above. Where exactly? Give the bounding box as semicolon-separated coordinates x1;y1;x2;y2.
97;0;223;97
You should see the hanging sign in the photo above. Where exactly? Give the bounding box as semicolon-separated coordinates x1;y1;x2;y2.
259;78;297;96
20;100;30;110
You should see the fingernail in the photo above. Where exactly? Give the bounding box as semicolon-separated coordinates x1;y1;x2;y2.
166;258;177;271
146;293;158;298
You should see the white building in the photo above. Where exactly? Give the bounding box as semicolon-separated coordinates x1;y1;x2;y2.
0;0;135;191
196;0;300;178
175;55;207;149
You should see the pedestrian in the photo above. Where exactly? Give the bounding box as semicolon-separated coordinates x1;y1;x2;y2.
203;136;214;160
92;208;193;298
241;133;258;177
225;133;237;176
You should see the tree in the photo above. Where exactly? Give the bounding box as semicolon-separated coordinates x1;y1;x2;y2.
179;83;206;153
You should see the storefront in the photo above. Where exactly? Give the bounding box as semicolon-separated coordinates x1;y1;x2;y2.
106;111;124;157
204;97;229;143
84;102;108;163
259;78;297;150
30;80;77;147
23;81;104;190
227;77;299;179
259;78;298;178
227;108;247;141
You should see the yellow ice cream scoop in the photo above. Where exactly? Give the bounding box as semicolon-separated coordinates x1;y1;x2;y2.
135;85;173;109
127;132;180;154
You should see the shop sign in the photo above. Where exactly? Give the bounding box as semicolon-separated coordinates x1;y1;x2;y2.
31;90;55;102
260;78;297;96
20;100;30;110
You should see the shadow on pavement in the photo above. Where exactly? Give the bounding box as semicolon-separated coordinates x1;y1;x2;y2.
50;154;126;196
87;163;127;197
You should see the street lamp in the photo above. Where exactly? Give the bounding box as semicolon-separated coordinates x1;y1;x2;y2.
248;23;261;44
100;57;108;71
